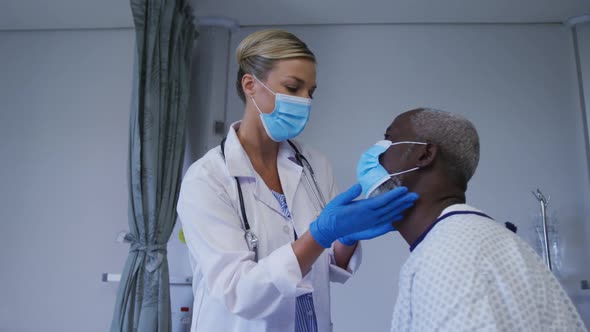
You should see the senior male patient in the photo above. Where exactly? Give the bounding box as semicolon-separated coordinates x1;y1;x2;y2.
356;108;587;331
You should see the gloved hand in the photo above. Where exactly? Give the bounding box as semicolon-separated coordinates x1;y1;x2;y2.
338;218;400;246
309;183;418;248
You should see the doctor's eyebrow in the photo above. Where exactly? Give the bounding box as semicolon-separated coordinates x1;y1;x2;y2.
284;76;304;85
285;76;317;89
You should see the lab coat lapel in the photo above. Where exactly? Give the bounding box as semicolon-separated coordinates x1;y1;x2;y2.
277;146;303;217
253;174;286;217
224;123;255;178
253;142;302;218
225;122;301;218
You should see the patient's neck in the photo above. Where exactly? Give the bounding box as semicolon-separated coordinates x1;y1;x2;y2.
395;177;466;247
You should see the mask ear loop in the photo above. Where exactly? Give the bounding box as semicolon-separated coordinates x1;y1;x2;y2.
389;167;421;177
386;142;428;177
251;97;264;115
253;75;276;95
390;141;428;146
251;75;277;115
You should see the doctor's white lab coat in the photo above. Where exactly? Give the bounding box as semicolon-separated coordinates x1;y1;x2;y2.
177;122;362;332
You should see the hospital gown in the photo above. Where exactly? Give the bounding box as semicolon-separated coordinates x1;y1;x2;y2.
391;204;587;332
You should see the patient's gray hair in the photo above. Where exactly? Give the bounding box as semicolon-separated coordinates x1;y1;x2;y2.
410;108;480;187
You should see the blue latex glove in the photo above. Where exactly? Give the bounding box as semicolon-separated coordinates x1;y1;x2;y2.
338;219;400;246
309;183;418;248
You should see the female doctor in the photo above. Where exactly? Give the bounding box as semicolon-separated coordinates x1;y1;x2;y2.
176;29;418;332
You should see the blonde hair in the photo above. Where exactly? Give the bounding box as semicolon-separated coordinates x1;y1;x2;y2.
235;29;316;102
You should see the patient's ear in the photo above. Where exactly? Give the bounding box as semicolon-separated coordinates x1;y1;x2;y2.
416;144;437;168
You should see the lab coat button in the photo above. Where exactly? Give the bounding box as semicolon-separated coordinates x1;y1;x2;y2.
283;225;290;234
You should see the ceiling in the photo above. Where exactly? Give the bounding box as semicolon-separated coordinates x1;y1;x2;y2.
1;0;589;31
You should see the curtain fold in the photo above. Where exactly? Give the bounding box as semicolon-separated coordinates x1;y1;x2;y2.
111;1;197;331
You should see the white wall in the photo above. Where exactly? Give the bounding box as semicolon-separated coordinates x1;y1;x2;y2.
225;24;590;330
184;26;232;168
0;29;134;331
577;23;590;177
581;24;590;115
572;21;590;325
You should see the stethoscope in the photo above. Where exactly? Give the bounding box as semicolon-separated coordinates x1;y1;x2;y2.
221;138;326;261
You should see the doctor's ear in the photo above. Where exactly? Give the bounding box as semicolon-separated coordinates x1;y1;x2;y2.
416;144;437;168
242;74;257;98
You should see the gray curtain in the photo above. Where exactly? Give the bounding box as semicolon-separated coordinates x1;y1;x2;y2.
111;0;197;331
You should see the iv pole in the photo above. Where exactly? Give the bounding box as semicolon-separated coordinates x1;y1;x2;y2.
532;189;551;271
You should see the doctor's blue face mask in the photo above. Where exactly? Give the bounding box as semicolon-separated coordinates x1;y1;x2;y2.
356;140;427;198
251;75;312;142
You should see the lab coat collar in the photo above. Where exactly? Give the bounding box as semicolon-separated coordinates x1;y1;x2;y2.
224;121;303;216
224;122;255;178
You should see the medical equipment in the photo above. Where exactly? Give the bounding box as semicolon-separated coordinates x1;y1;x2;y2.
220;138;326;261
532;188;552;271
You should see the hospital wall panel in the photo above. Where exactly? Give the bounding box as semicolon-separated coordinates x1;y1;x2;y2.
0;28;134;332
